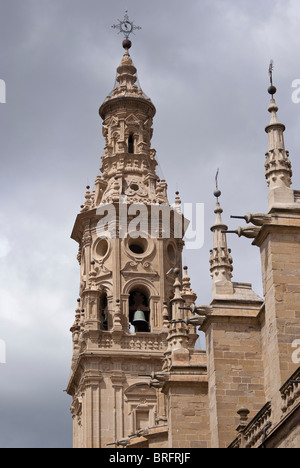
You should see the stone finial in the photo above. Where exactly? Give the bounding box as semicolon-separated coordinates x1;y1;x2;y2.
264;64;294;209
209;195;233;286
174;191;182;214
182;266;191;290
265;97;293;192
162;302;170;330
236;408;250;433
80;186;94;212
172;268;183;301
181;266;197;306
70;300;81;334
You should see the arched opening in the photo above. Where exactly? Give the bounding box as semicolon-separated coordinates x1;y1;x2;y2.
99;292;108;331
128;134;134;154
129;289;150;333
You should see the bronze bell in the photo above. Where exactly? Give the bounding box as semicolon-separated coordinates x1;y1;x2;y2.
132;310;149;332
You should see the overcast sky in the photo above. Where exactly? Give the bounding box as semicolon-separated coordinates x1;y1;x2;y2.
1;0;300;448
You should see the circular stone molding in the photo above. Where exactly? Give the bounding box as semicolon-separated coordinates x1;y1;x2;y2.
93;238;110;260
124;234;154;259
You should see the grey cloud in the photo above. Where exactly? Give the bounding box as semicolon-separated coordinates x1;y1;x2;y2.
1;0;300;447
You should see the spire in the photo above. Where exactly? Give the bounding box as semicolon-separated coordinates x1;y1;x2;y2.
181;266;197;306
98;35;159;205
209;176;233;296
265;63;293;195
110;47;142;100
100;29;154;113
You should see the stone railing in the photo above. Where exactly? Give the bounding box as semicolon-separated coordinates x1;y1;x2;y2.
229;367;300;449
243;402;272;448
228;402;272;449
96;331;168;352
121;333;167;351
280;367;300;415
228;435;242;449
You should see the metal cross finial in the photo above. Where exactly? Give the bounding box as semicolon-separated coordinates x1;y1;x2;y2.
269;60;274;86
112;11;142;39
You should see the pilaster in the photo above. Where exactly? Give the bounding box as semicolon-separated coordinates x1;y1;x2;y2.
81;374;103;449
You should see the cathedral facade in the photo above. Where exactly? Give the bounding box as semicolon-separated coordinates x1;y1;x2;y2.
66;38;300;449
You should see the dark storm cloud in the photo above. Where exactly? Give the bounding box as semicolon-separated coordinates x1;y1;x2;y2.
1;0;300;447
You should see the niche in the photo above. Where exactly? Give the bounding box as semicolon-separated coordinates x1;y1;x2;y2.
128;134;134;154
99;293;108;331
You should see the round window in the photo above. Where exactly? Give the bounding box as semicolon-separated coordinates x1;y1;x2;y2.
128;237;148;255
95;239;109;258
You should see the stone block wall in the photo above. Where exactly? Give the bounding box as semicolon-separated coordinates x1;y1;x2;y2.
203;312;266;448
165;378;210;449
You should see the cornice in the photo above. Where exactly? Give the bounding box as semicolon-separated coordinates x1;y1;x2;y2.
253;222;300;247
99;96;156;120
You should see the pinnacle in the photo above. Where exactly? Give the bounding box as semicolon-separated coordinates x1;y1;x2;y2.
117;48;137;76
267;98;283;127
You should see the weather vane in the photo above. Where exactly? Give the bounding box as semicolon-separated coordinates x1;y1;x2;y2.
269;60;274;86
215;168;219;191
112;11;142;40
214;168;221;200
268;59;277;97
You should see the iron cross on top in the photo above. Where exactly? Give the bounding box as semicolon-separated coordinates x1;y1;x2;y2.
112;11;141;39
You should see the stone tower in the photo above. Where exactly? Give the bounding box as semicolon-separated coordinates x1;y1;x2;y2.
66;38;189;448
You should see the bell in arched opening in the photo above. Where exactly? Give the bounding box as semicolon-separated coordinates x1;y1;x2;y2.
132;309;149;332
129;290;150;333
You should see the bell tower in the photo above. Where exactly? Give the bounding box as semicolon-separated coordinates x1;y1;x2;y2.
67;25;187;448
